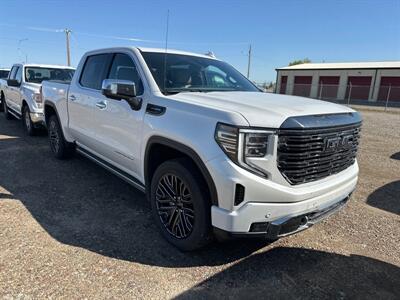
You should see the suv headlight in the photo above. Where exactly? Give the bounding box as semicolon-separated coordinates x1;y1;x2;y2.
215;123;275;177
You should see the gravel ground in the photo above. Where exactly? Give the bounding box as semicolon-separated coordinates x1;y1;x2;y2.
0;109;399;299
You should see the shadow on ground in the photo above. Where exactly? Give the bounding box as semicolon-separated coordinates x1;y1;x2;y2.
0;117;269;267
390;151;400;161
175;247;400;299
367;181;400;215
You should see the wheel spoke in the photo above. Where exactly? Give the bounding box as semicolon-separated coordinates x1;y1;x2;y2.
155;173;195;239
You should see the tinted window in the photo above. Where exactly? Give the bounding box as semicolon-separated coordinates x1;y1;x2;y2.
0;70;9;79
141;52;258;94
15;67;23;84
108;53;144;95
80;54;111;90
25;67;74;84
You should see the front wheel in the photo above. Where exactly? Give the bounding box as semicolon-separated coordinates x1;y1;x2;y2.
48;114;75;159
150;158;212;251
22;105;36;136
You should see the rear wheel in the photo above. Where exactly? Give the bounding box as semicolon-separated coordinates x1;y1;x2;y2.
48;114;75;159
150;158;212;251
22;105;36;136
2;96;12;120
0;93;3;112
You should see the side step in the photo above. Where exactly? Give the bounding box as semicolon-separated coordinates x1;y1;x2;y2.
76;146;146;193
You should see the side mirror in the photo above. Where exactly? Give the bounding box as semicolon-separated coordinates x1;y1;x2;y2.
7;79;20;87
101;79;142;110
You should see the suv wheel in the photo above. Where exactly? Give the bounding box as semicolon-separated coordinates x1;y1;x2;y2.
48;114;75;159
23;105;36;136
3;97;12;120
150;158;212;251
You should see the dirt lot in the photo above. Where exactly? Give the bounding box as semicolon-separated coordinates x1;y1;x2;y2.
0;110;399;299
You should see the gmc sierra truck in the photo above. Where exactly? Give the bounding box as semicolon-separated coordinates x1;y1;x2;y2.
0;63;74;134
41;47;361;251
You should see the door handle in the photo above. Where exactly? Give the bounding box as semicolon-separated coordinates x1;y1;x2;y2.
96;101;107;109
69;95;76;101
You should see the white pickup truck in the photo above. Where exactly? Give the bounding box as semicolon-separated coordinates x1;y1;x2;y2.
41;47;361;250
0;63;74;135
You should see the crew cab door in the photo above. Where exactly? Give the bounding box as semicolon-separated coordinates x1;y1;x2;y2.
92;52;146;178
67;53;113;150
5;66;23;113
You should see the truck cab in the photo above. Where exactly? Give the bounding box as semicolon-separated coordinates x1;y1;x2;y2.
0;63;74;135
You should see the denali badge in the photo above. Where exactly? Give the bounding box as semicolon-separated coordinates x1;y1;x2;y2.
325;135;353;151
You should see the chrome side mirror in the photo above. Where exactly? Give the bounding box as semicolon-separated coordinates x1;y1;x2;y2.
101;79;142;110
101;79;137;100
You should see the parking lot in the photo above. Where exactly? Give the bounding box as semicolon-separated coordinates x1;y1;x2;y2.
0;109;399;299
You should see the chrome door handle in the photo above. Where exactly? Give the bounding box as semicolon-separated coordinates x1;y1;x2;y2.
69;95;76;101
96;101;107;109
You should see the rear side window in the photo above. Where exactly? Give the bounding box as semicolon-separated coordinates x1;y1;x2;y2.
79;54;111;90
108;53;144;95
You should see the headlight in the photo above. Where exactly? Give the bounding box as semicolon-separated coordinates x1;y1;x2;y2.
33;92;42;103
215;123;274;177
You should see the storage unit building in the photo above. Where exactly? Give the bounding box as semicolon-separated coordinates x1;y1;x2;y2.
275;62;400;102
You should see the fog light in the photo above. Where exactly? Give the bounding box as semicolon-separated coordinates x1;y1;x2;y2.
249;222;269;233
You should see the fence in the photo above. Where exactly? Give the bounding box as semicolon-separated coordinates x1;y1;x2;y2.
278;83;400;110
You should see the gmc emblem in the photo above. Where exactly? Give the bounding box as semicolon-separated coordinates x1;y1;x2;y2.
324;135;353;151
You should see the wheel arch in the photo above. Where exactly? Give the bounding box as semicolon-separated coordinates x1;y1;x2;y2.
44;100;60;125
144;136;218;206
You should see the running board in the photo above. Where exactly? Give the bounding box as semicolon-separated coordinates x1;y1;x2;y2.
76;146;146;193
8;107;21;119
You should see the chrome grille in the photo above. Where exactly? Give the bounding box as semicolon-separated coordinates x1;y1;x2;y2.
277;123;361;185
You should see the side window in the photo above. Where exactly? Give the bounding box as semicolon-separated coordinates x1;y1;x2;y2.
79;54;111;90
108;53;144;95
15;67;23;84
9;66;18;80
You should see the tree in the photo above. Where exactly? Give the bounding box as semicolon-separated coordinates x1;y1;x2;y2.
288;58;311;66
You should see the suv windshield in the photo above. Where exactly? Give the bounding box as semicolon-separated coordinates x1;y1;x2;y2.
141;52;258;94
25;67;75;84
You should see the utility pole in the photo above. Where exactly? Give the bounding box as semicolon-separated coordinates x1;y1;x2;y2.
64;29;71;66
247;44;252;79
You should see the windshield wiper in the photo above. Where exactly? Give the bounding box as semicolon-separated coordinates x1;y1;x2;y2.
164;87;237;94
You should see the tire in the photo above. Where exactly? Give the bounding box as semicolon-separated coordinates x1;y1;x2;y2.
150;158;212;251
3;96;12;120
0;93;3;112
48;114;75;159
22;105;36;136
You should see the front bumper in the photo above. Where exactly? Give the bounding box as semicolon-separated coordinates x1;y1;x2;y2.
30;112;45;126
211;162;358;234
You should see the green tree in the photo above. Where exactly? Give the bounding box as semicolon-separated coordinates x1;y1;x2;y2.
288;58;311;66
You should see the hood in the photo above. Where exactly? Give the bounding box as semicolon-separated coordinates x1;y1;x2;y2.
22;82;41;94
171;91;355;128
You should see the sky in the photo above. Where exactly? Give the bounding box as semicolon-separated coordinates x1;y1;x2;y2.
0;0;399;82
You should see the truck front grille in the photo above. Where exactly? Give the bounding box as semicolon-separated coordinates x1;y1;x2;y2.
277;123;361;185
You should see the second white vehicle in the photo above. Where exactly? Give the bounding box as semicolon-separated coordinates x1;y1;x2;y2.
0;63;74;135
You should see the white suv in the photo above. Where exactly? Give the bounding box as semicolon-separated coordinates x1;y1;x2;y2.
41;47;361;250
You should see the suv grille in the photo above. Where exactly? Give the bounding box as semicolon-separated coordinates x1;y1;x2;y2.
277;123;361;185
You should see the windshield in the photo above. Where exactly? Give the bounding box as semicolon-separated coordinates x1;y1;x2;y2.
141;52;259;94
25;67;75;84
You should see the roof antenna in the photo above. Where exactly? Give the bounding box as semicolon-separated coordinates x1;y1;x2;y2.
163;9;170;94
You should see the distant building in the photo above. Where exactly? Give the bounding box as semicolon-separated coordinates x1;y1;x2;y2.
275;62;400;102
